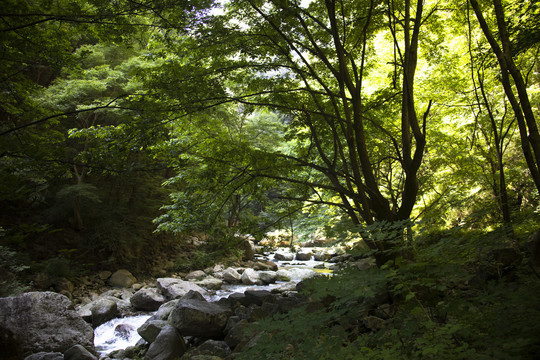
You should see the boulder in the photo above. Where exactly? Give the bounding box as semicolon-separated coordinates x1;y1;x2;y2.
108;269;137;288
252;260;278;271
243;290;274;307
130;288;166;311
91;298;118;327
186;340;231;359
195;277;223;290
295;251;312;261
329;253;353;263
258;271;277;284
152;300;179;321
138;319;168;343
313;251;332;261
222;268;242;283
144;325;186;360
156;278;208;300
169;299;233;338
64;345;97;360
185;270;207;281
241;268;261;285
273;252;294;261
224;319;250;349
0;292;94;357
24;352;63;360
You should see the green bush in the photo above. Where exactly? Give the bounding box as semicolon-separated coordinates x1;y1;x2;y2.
237;226;540;360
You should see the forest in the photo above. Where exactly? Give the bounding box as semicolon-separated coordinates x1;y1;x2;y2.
1;0;540;358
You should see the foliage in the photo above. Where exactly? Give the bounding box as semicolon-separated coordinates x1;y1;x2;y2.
237;225;540;360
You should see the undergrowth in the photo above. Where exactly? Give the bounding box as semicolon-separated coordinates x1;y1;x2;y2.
237;225;540;360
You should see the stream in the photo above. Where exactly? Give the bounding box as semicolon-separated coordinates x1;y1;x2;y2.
93;247;333;357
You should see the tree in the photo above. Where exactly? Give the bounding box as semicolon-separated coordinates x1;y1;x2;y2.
183;0;437;262
469;0;540;195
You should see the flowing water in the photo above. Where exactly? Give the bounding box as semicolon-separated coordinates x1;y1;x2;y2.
93;247;333;357
94;314;152;356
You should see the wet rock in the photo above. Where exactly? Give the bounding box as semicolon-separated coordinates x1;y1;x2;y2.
195;277;223;290
258;271;277;284
276;268;317;281
273;252;294;261
241;269;261;285
157;278;209;300
169;299;233;338
114;323;136;340
91;298;118;327
144;325;186;360
138;319;168;343
0;292;94;357
130;288;166;311
222;268;242;283
252;260;278;271
295;250;312;261
108;269;137;288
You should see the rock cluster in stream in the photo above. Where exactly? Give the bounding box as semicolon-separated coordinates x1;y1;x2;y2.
0;248;379;360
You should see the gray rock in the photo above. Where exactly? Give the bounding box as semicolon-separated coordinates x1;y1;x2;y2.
144;325;186;360
169;299;232;338
224;319;250;349
241;268;261;285
24;352;63;360
91;298;118;327
185;270;207;281
195;277;223;290
130;288;166;311
189;340;231;358
252;260;278;271
156;278;209;300
108;269;137;288
152;300;179;321
257;271;277;284
295;251;312;261
138;319;168;343
313;251;332;261
243;290;274;306
273;252;294;261
222;268;242;283
0;292;94;357
63;345;97;360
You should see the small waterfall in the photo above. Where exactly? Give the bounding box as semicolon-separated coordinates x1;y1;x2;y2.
94;314;152;357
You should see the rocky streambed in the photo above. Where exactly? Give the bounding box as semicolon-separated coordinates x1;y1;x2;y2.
0;247;376;360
